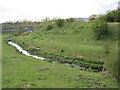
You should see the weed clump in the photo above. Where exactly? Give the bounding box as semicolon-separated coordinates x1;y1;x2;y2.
61;49;64;52
103;42;118;79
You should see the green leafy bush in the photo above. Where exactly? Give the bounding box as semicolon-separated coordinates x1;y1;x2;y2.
46;24;53;31
13;30;25;36
65;18;74;23
98;9;120;22
92;19;109;40
55;19;65;27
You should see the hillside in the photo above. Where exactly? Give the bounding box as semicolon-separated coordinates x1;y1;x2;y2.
2;21;118;88
12;21;118;70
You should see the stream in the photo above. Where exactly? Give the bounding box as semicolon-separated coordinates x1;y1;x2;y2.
8;42;45;60
8;41;84;68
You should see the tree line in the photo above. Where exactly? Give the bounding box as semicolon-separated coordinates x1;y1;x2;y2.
89;9;120;22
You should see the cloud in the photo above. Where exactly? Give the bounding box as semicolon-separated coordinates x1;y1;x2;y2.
92;0;118;14
0;6;11;14
0;0;119;23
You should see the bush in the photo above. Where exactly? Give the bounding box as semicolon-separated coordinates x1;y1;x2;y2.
98;9;120;22
13;30;25;36
92;19;109;40
46;24;53;31
65;18;74;23
55;19;65;27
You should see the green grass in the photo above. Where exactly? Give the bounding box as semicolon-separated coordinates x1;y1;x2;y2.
14;22;102;59
10;21;118;73
0;33;2;89
13;22;118;62
2;34;118;88
2;21;119;88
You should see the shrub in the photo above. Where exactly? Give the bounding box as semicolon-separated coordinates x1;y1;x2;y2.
46;24;53;31
65;18;74;23
98;9;120;22
55;19;65;27
91;19;109;40
61;49;64;52
13;29;25;36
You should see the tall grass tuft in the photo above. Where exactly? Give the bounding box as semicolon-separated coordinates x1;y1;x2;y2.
102;41;118;79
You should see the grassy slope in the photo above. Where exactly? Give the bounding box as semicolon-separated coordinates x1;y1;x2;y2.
2;34;118;88
15;22;101;59
14;22;118;61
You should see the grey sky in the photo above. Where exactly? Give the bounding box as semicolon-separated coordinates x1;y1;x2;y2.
0;0;119;23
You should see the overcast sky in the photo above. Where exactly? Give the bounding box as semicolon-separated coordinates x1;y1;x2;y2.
0;0;119;23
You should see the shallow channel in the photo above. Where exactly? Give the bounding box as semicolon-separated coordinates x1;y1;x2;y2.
8;42;84;68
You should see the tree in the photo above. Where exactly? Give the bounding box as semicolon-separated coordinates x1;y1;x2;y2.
98;9;120;22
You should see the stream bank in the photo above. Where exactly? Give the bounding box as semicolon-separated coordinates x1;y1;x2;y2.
8;41;104;72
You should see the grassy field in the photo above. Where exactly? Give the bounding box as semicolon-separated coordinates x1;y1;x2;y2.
2;21;118;88
2;34;118;88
